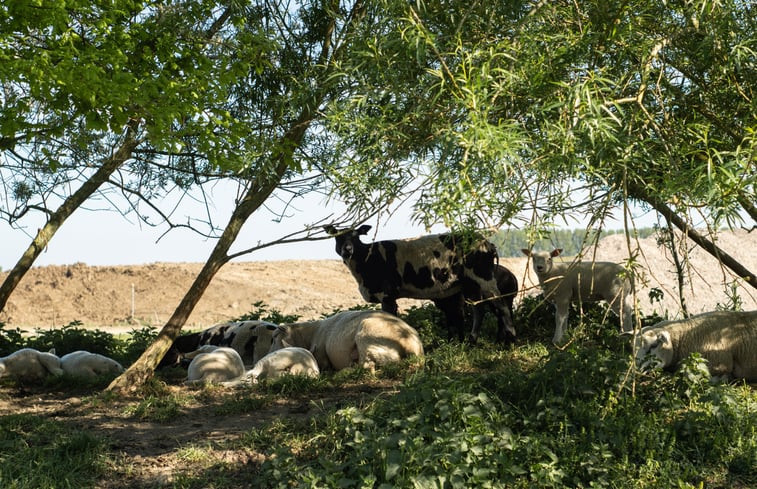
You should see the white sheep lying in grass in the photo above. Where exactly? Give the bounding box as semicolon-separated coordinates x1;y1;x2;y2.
522;248;634;345
635;310;757;381
184;345;246;386
268;310;424;372
0;348;64;383
60;351;124;379
245;347;320;382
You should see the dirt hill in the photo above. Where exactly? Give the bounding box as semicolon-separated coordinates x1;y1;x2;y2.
1;229;755;333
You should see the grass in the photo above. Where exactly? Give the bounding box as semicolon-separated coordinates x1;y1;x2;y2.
0;414;108;489
1;301;756;488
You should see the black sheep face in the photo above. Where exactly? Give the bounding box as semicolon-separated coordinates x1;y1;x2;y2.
324;224;372;260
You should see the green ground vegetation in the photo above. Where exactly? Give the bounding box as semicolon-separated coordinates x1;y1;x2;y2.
0;299;755;488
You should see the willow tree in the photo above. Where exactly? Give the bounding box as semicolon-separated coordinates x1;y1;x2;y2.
0;1;271;311
325;0;756;285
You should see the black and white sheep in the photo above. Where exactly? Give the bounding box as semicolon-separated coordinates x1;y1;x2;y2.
324;224;515;344
0;348;63;383
522;248;634;344
60;351;124;379
635;310;757;381
245;347;320;382
159;320;278;369
268;310;424;372
184;345;246;386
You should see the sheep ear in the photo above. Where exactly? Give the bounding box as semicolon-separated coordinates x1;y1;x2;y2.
521;248;532;257
356;224;372;235
659;331;671;345
48;348;56;355
265;324;278;331
551;249;563;257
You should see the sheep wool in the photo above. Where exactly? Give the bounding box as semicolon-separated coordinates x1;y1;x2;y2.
0;348;64;383
636;310;757;381
246;347;320;382
60;351;124;379
270;310;424;372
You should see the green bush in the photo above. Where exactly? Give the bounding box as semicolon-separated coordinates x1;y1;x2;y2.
252;333;757;489
24;320;121;358
0;322;27;356
118;325;159;365
232;300;301;324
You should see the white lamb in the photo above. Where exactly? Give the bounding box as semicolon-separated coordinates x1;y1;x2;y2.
522;248;634;345
245;347;320;382
60;351;124;379
268;310;424;372
0;348;64;383
635;310;757;381
184;345;246;386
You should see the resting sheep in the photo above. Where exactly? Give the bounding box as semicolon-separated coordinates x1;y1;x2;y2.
245;347;320;382
635;310;757;381
325;224;514;344
184;345;246;386
160;320;278;369
60;351;124;379
268;310;424;372
522;248;634;344
0;348;63;383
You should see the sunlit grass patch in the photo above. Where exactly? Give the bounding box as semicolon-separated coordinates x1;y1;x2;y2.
211;390;273;415
123;393;188;422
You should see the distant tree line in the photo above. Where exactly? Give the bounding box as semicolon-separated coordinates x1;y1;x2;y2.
492;228;658;257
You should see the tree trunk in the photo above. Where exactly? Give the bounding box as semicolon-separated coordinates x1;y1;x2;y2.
107;114;316;393
0;123;140;314
105;180;282;391
632;187;757;290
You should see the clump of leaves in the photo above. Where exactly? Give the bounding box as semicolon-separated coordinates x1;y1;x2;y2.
25;320;121;358
233;301;300;324
0;322;27;355
119;325;159;364
400;303;447;348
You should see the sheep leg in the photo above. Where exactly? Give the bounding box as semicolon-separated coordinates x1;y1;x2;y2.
553;302;570;345
38;354;64;377
381;297;399;316
609;291;634;333
495;305;516;346
620;298;634;333
433;294;466;342
469;305;484;344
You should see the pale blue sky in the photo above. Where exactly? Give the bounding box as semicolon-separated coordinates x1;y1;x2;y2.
1;181;660;270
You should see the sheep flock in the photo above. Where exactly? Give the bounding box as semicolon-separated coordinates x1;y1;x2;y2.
1;225;755;387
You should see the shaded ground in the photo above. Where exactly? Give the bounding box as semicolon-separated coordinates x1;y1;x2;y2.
0;377;401;487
